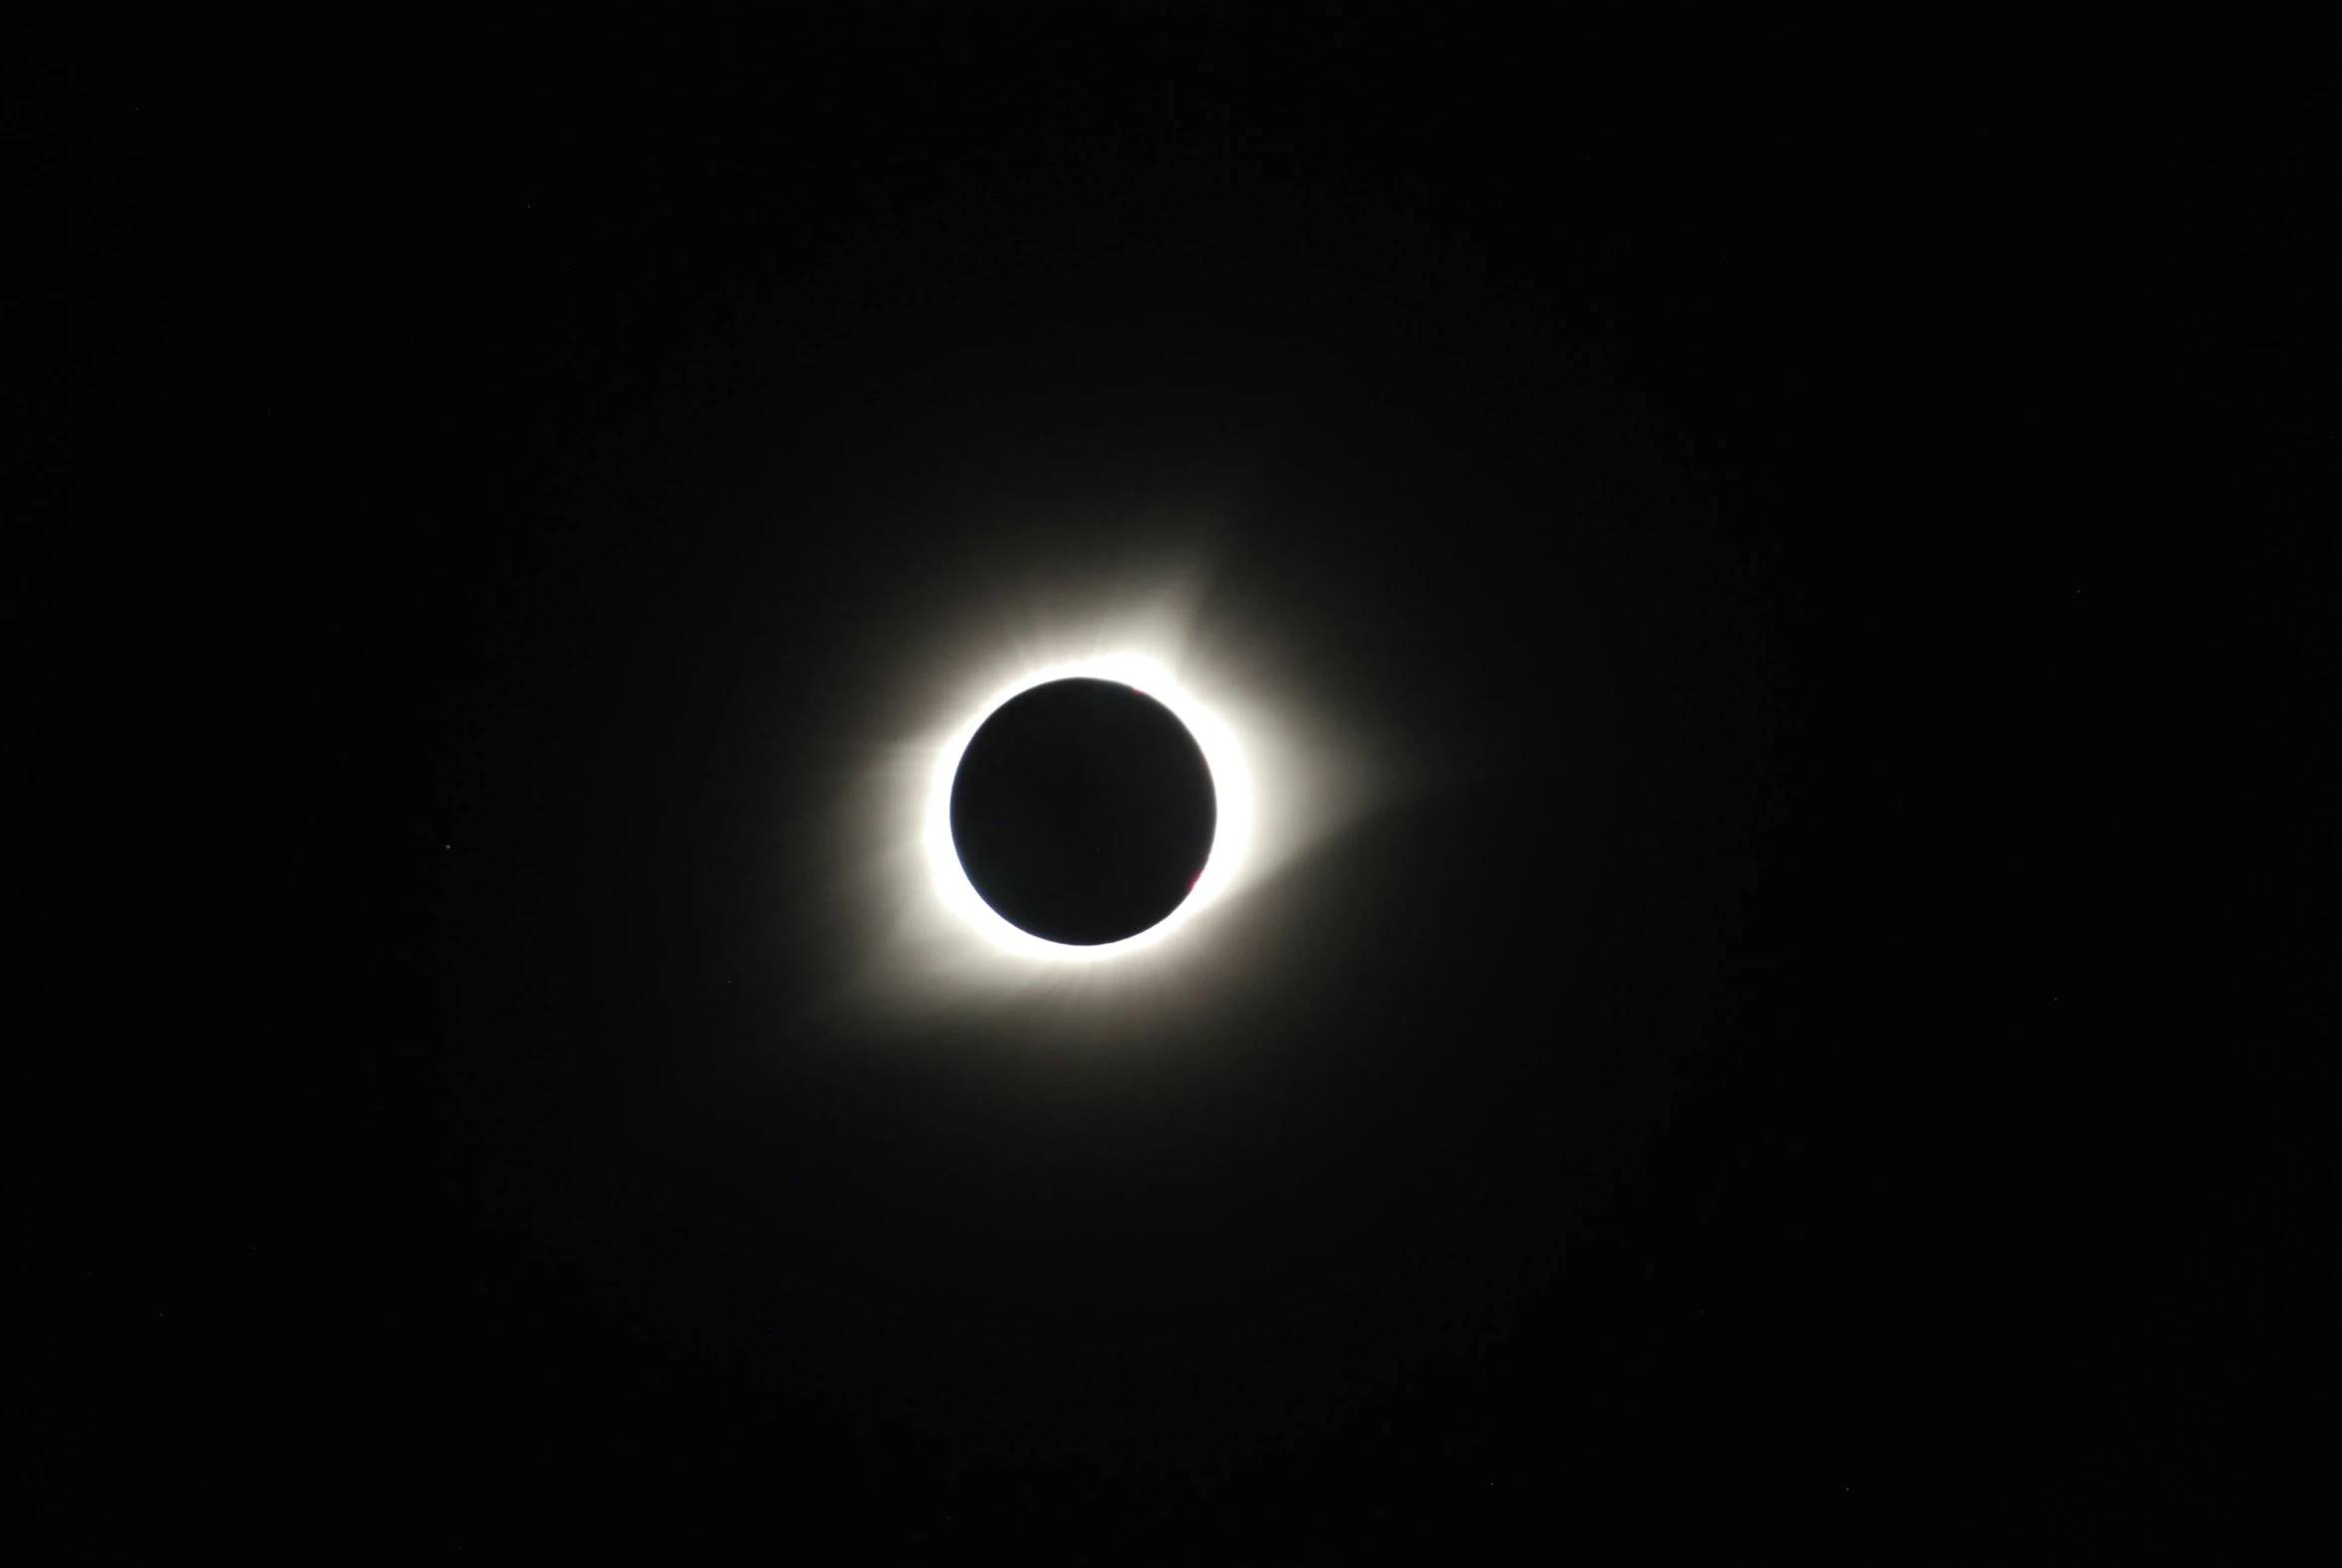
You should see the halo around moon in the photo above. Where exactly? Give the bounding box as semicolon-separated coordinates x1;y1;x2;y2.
788;537;1401;1032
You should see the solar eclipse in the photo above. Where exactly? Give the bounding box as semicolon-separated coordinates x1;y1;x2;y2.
922;649;1259;964
948;677;1216;947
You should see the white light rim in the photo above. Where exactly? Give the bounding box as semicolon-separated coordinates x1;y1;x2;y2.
921;654;1254;961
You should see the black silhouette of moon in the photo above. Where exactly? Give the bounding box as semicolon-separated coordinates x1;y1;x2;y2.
948;677;1218;946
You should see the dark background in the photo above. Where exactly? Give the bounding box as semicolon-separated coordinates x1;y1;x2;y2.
28;9;2336;1559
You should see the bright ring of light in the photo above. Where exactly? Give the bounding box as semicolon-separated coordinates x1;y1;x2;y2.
924;653;1253;961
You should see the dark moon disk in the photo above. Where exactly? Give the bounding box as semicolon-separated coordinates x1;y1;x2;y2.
948;677;1218;946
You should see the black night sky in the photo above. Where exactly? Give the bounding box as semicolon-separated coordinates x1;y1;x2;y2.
30;11;2337;1559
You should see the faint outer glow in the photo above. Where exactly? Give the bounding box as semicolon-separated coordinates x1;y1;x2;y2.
923;653;1255;961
